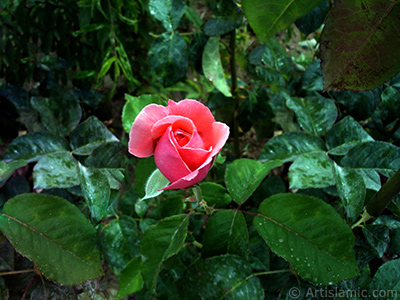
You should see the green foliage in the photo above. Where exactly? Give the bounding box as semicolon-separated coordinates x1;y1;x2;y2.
1;0;400;298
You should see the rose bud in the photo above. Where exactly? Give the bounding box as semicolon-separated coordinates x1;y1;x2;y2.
129;99;230;190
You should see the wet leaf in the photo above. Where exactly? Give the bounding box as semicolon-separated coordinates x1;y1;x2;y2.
369;259;400;299
341;141;400;177
225;159;283;205
333;163;366;223
259;132;325;163
31;95;82;136
325;116;374;155
78;163;110;223
117;257;144;299
362;224;390;258
148;32;188;86
200;182;232;208
99;216;140;273
242;0;323;43
202;36;232;97
176;254;264;300
33;152;79;189
69;116;119;155
289;152;335;189
254;193;359;286
3;132;69;162
202;210;249;259
286;96;337;136
0;194;103;285
320;0;400;90
0;160;27;187
149;0;185;31
140;214;189;293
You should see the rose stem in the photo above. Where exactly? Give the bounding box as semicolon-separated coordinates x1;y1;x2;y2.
353;168;400;228
230;29;240;159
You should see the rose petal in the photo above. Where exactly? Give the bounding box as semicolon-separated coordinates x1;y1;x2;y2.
129;104;168;157
161;161;212;190
154;126;192;183
167;99;215;133
152;115;194;141
176;129;211;171
202;121;230;158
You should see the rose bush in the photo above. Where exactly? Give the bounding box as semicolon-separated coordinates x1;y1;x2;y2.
129;99;230;189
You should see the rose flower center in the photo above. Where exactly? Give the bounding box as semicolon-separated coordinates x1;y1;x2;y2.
174;129;191;147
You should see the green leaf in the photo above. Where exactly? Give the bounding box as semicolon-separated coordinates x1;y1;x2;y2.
254;193;359;286
160;195;184;218
0;194;103;285
320;0;400;90
202;210;249;259
199;182;232;208
176;254;264;300
362;224;390;258
225;159;283;205
204;6;243;37
140;169;170;201
85;142;126;169
380;86;400;125
140;214;189;293
341;141;400;177
3;132;69;162
135;157;157;197
98;56;116;78
77;163;110;223
0;160;27;187
259;132;325;163
148;32;188;86
99;216;141;273
286;96;337;136
369;259;400;299
33;152;79;189
242;0;323;43
301;59;324;92
333;163;366;223
325;116;374;155
148;0;185;31
202;36;232;97
295;0;329;35
289;152;335;189
31;95;82;136
122;94;166;133
69;116;119;155
117;257;143;299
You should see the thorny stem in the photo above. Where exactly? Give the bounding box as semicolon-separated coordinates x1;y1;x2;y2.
353;168;400;228
230;29;240;159
365;168;400;218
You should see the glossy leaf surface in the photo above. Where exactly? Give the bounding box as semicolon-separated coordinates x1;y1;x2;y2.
140;168;170;201
334;163;366;223
225;159;282;205
140;214;189;293
259;132;325;163
320;0;400;90
242;0;323;43
254;193;359;286
0;194;103;285
117;257;143;299
325;116;374;155
202;36;232;97
3;132;69;162
177;254;264;300
289;152;335;189
202;210;249;259
200;182;232;208
286;96;337;136
31;95;82;136
78;163;110;223
148;32;188;86
69;116;119;155
369;258;400;298
148;0;185;31
33;152;79;189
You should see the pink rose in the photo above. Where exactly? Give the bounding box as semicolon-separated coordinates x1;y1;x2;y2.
129;99;230;190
